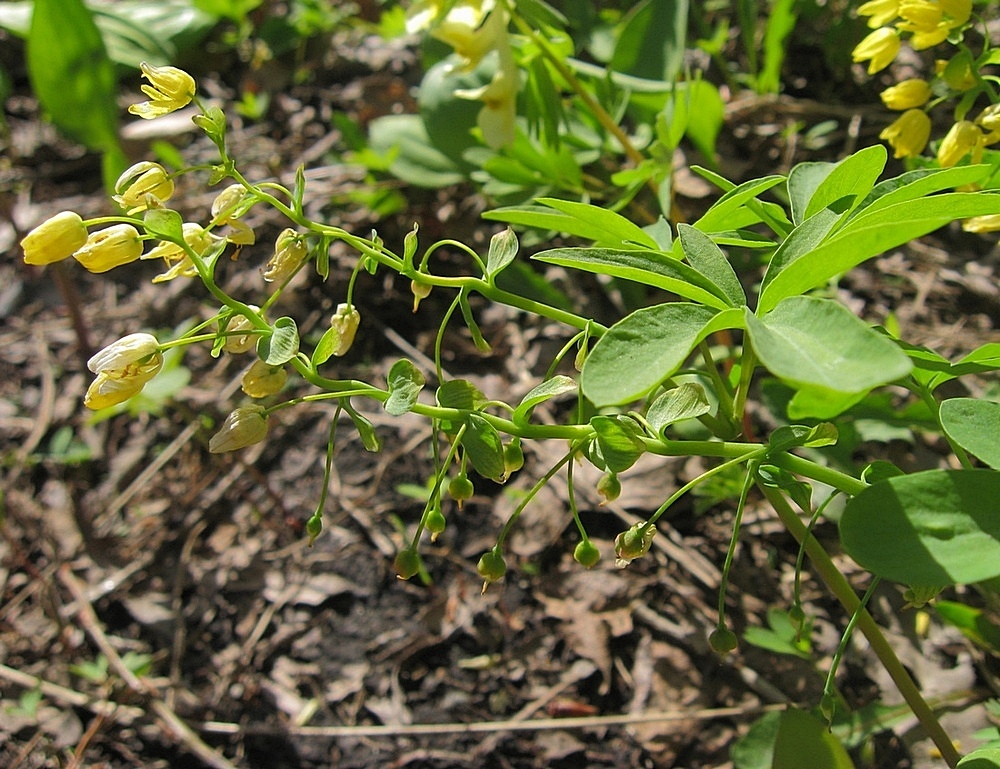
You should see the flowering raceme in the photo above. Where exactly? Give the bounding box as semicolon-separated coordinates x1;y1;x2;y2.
128;62;196;119
21;211;89;266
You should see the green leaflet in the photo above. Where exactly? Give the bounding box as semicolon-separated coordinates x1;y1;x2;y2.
940;398;1000;470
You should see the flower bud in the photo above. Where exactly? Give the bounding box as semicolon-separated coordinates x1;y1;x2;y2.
596;472;621;505
937;120;983;168
394;548;421;580
573;540;601;568
113;162;174;214
330;303;360;357
963;214;1000;233
709;626;738;654
21;211;89;266
426;508;447;541
128;61;196;119
503;438;524;474
448;473;474;509
477;548;507;593
879;79;931;110
209;405;268;452
614;521;655;568
262;228;308;283
72;224;144;273
241;359;287;398
221;306;261;353
211;184;252;224
902;585;943;609
411;279;432;312
879;109;931;159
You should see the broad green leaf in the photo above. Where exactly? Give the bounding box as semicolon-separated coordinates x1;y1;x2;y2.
677;224;746;307
773;708;855;769
533;247;735;309
582;304;743;406
485;228;519;280
758;192;1000;313
418;57;488;166
89;1;215;68
693;174;786;233
731;711;781;769
257;316;299;366
28;0;123;189
143;208;184;242
311;326;339;367
384;359;425;416
436;379;487;411
935;600;1000;651
590;415;646;473
535;197;660;249
940;398;1000;470
758;207;844;303
646;382;710;436
368;114;464;188
787;387;867;420
610;0;686;82
957;747;1000;769
745;297;912;395
797;145;886;224
853;164;995;220
682;80;725;162
840;469;1000;585
463;413;506;482
742;608;812;659
512;375;577;425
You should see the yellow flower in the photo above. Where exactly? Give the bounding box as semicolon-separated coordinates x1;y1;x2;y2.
85;332;162;410
880;109;932;158
434;5;502;70
241;359;287;398
329;303;361;357
858;0;900;26
128;62;196;119
221;306;262;354
113;162;174;214
73;224;143;273
962;214;1000;233
452;10;517;148
21;211;88;266
141;222;216;283
852;27;900;74
209;405;268;452
898;0;971;49
880;79;932;110
936;120;983;166
262;228;308;283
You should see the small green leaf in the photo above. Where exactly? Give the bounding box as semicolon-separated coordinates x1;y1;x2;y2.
582;304;742;406
677;224;746;307
940;398;1000;470
791;145;886;225
746;297;912;399
536;197;660;248
512;375;577;425
143;208;185;241
590;415;646;473
384;359;425;416
257;316;299;365
935;600;1000;652
840;469;1000;585
693;174;786;233
485;227;518;280
757;464;813;512
768;423;838;453
645;382;710;436
311;326;339;367
436;379;487;411
344;402;381;452
957;747;1000;769
463;413;506;482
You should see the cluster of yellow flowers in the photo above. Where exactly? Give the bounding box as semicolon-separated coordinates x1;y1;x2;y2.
19;62;363;451
851;0;999;164
406;0;518;148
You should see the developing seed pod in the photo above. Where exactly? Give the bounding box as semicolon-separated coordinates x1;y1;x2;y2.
573;540;601;568
426;508;447;541
448;473;474;509
394;548;421;580
613;521;655;568
477;548;507;593
503;438;524;474
709;626;738;654
596;472;621;505
411;279;432;312
305;513;323;545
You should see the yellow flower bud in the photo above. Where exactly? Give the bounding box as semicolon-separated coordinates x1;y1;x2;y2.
880;79;932;110
210;185;251;225
330;303;361;356
221;306;262;354
962;214;1000;233
21;211;88;266
857;0;899;27
937;120;983;167
85;332;162;410
879;109;931;158
852;27;900;74
241;359;287;398
128;62;196;119
73;224;144;273
209;405;268;452
113;162;174;214
262;228;308;283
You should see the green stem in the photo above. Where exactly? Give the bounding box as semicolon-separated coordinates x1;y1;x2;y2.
761;486;961;769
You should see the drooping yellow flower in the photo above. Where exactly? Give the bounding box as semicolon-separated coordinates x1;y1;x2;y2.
937;120;983;166
433;4;502;70
209;405;268;452
262;228;308;283
113;162;174;214
210;185;256;245
852;27;901;74
880;78;933;110
898;0;971;49
85;332;162;410
73;224;144;273
241;359;287;398
962;214;1000;233
858;0;900;26
221;306;262;354
128;62;196;119
976;104;1000;142
453;9;517;148
880;109;932;158
329;303;361;357
21;211;88;266
141;222;216;283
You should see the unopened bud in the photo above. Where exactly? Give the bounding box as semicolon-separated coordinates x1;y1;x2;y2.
209;405;268;452
596;472;621;505
241;359;287;398
709;626;738;654
573;540;601;568
330;303;360;356
477;548;507;593
21;211;89;266
503;438;524;474
394;548;421;580
262;228;308;283
448;474;474;509
411;279;432;312
114;161;174;213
